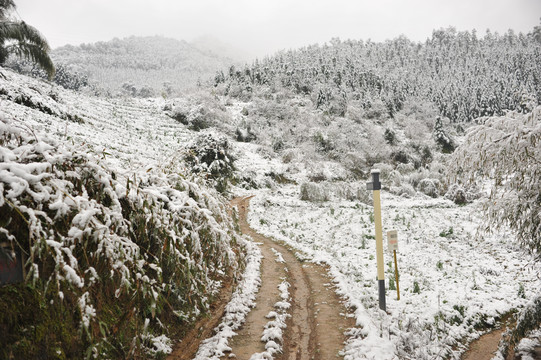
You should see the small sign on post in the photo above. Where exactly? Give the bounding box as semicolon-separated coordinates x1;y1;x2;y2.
387;230;400;300
387;230;398;252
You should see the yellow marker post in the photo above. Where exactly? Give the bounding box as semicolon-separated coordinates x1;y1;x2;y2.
367;169;386;311
394;250;400;300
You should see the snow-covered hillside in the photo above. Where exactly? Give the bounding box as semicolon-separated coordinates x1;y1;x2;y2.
0;69;247;359
1;57;539;359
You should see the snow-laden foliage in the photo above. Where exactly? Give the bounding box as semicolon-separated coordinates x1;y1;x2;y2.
450;107;541;358
0;116;241;358
185;131;235;193
6;60;92;92
164;93;231;131
216;29;541;122
449;107;541;259
501;293;541;357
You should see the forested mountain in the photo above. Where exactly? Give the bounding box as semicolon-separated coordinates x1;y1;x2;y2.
216;28;541;122
50;36;237;96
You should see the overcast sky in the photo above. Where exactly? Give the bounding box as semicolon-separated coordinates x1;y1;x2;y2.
14;0;541;59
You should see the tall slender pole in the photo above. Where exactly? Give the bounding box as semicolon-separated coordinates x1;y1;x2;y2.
393;249;400;301
368;169;386;311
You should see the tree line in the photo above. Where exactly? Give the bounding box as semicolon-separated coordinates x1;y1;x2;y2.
216;27;541;122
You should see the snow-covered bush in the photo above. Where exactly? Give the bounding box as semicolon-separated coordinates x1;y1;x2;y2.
388;169;403;187
450;108;541;355
396;163;415;175
0;118;241;359
6;60;92;92
418;178;441;198
0;76;84;123
299;182;329;202
371;163;394;182
433;116;456;153
500;293;541;357
165;95;230;131
444;183;481;204
185;132;235;193
389;182;416;198
236;126;256;142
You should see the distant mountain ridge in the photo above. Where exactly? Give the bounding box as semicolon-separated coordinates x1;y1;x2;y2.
51;35;239;95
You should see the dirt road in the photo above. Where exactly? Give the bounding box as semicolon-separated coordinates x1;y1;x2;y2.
231;197;355;360
228;195;355;359
168;195;355;359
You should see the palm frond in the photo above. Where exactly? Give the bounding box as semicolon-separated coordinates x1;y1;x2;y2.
5;42;55;79
0;0;15;20
0;20;55;79
0;21;50;52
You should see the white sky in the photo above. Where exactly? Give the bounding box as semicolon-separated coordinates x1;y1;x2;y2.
14;0;541;59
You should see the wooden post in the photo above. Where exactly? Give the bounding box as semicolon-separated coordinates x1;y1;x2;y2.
393;249;400;300
367;169;385;311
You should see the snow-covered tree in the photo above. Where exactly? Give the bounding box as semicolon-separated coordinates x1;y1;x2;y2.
449;107;541;258
449;107;541;356
0;0;55;79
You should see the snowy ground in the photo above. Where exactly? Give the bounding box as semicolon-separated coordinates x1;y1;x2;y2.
230;137;539;359
2;69;538;359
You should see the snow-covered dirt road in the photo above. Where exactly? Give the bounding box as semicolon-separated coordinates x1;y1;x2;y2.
229;195;355;360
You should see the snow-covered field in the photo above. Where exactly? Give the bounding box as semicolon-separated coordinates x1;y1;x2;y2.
227;137;540;359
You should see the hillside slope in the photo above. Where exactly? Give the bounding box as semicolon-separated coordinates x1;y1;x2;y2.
0;68;245;359
51;36;236;95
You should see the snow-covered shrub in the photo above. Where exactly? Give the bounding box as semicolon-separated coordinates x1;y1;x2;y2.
6;60;91;92
342;152;368;179
185;132;235;193
418;178;441;198
333;182;365;201
281;149;297;164
396;163;415;175
500;293;541;358
390;148;411;164
388;169;403;187
433;116;456;153
0;74;83;123
390;183;416;198
371;163;394;182
165;102;212;130
445;183;467;204
236;126;256;142
384;128;397;145
299;182;329;202
0;119;241;359
165;95;230;131
444;183;481;204
312;131;335;153
363;99;390;120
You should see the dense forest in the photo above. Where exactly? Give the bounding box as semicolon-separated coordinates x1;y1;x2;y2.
216;27;541;122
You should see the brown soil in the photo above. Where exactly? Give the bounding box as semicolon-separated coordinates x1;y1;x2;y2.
167;276;234;360
462;327;508;360
462;314;519;360
168;195;355;360
228;195;355;360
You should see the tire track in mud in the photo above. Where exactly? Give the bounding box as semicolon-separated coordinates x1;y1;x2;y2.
229;196;355;360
